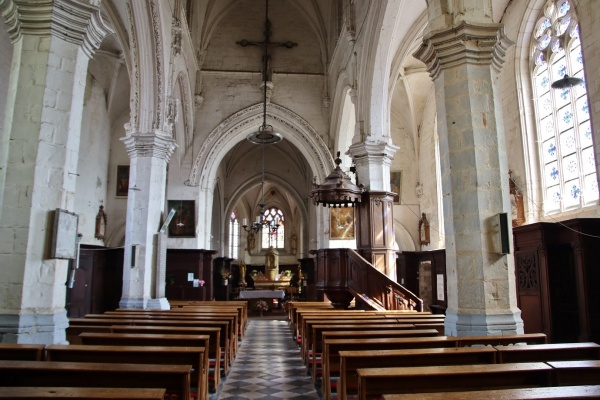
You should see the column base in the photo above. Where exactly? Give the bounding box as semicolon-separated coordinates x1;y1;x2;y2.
146;297;170;310
444;309;524;336
118;297;148;309
0;312;68;344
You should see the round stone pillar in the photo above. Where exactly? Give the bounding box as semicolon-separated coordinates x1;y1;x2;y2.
414;13;523;335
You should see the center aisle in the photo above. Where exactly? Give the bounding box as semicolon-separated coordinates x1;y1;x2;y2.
211;316;322;399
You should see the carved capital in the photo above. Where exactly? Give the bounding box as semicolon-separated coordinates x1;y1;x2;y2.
413;21;514;80
121;132;178;162
2;0;110;54
347;140;399;166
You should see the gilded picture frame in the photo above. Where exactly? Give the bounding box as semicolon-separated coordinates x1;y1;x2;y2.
116;165;130;197
329;207;355;240
167;200;196;237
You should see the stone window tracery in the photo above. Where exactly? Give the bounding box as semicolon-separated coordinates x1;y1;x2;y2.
229;211;239;260
531;0;598;215
261;207;285;249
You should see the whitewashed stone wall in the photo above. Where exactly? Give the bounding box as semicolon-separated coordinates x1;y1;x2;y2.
74;76;111;245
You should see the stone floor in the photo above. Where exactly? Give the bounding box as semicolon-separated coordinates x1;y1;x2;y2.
210;312;322;399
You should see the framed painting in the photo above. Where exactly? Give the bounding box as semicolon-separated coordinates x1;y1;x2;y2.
329;207;355;240
167;200;196;237
116;165;130;197
390;171;402;204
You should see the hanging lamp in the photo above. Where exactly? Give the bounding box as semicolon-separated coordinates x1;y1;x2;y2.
310;151;364;207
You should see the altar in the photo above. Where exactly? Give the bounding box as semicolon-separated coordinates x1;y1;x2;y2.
239;289;286;300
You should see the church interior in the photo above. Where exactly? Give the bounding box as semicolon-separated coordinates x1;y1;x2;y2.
1;0;600;398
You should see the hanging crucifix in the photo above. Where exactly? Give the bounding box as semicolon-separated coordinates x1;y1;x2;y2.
236;0;297;84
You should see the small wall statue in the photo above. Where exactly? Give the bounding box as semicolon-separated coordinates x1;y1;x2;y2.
265;246;279;280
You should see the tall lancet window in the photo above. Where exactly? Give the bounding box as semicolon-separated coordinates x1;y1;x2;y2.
229;211;239;259
531;0;598;215
261;207;285;249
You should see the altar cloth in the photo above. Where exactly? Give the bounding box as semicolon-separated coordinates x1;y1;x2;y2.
239;290;286;300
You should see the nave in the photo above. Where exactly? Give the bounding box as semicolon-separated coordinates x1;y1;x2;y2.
212;315;321;400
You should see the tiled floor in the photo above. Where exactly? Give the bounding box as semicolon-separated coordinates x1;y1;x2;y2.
211;314;322;399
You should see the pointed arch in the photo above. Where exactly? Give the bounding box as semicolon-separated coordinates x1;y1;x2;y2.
191;102;333;248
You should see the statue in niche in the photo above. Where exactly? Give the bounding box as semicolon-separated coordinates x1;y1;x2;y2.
265;246;279;280
509;170;525;227
247;232;256;253
418;213;430;247
95;204;107;240
239;261;246;285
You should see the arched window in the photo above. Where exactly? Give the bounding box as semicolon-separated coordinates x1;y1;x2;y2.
229;211;239;259
531;0;598;215
261;207;285;249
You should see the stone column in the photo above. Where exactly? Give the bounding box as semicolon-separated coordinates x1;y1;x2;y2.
348;141;398;277
414;3;523;335
120;132;176;309
0;0;110;343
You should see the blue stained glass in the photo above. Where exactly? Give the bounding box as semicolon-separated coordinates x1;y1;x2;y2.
585;125;591;139
551;167;559;180
577;52;582;64
558;64;567;77
553;191;561;203
558;0;570;17
581;99;588;114
571;184;581;199
541;76;549;88
548;143;557;156
562;110;572;124
560;88;569;100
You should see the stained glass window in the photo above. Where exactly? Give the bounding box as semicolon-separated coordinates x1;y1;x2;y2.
229;211;239;259
261;207;285;249
531;0;598;214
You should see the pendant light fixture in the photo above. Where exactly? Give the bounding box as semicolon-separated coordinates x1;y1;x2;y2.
551;74;583;89
246;0;283;146
242;0;282;234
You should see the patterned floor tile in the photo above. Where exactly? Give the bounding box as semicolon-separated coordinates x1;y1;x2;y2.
210;316;322;400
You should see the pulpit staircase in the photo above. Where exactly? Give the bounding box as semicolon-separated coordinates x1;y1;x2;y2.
312;248;423;311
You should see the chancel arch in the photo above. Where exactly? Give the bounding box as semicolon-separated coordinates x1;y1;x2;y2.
190;102;333;249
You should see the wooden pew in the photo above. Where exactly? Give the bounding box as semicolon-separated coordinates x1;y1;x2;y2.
312;325;427;382
0;360;192;400
45;344;207;400
0;387;167;399
337;347;498;400
301;317;397;362
0;343;45;361
496;342;600;363
78;332;219;390
548;360;600;386
457;333;548;346
86;313;236;367
76;316;232;374
168;300;249;337
321;329;442;400
108;309;240;355
66;325;112;344
334;339;595;400
356;362;554;400
108;325;220;393
381;385;600;400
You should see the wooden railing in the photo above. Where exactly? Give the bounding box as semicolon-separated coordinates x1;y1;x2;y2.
312;248;423;311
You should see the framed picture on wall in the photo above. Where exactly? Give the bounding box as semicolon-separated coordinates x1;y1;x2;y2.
116;165;130;197
329;207;355;240
167;200;196;237
390;171;402;204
